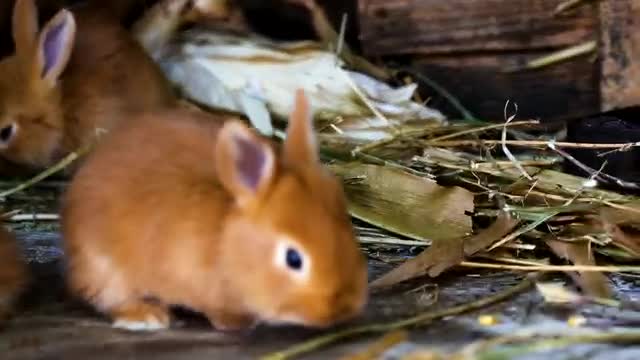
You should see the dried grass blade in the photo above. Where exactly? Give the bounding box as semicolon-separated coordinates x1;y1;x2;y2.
330;164;473;242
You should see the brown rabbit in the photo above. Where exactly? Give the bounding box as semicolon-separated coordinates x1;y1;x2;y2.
0;225;27;321
0;0;176;174
61;89;368;331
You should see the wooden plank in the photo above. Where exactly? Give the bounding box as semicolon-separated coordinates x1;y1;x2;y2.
599;0;640;111
411;53;599;122
358;0;597;56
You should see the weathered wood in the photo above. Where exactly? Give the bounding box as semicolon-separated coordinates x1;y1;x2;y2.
412;53;599;122
358;0;597;56
599;0;640;111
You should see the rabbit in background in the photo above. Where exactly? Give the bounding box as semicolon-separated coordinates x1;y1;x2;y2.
0;0;177;175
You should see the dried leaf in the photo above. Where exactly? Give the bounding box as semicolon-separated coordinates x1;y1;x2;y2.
370;237;464;289
370;208;518;288
133;14;446;141
463;210;519;255
599;202;640;225
546;239;612;299
329;164;473;242
599;206;640;258
601;222;640;258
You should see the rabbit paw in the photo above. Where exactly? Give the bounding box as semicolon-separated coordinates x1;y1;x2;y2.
111;301;170;331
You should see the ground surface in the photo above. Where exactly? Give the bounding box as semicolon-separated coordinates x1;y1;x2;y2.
3;186;640;359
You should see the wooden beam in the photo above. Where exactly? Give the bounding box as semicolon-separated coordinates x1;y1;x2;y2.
599;0;640;111
411;53;599;122
358;0;597;56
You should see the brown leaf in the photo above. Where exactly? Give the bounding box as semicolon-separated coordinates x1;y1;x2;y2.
463;210;519;256
370;210;518;289
599;206;640;258
330;163;474;242
370;237;464;289
546;238;612;299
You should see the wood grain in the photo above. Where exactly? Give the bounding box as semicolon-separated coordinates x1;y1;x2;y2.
599;0;640;111
358;0;597;56
411;52;599;122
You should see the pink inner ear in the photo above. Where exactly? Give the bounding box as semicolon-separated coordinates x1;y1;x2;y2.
41;20;67;77
233;134;269;191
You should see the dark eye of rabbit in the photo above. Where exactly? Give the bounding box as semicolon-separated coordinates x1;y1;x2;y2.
285;247;303;271
0;124;15;144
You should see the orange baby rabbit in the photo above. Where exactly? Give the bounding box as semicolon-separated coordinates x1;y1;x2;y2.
0;225;27;321
61;89;368;331
0;0;176;173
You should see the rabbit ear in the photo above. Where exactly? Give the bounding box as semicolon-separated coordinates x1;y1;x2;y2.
12;0;39;59
283;89;318;166
215;121;276;206
34;9;76;88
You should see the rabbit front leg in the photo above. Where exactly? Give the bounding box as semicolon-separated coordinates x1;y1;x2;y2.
110;299;171;331
204;308;257;332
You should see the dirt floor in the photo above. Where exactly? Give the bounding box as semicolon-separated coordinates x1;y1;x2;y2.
3;186;640;359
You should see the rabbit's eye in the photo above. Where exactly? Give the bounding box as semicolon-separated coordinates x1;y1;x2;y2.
275;240;309;279
285;247;303;271
0;123;16;145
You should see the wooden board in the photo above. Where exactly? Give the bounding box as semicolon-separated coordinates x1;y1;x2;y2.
358;0;597;56
599;0;640;111
411;53;599;122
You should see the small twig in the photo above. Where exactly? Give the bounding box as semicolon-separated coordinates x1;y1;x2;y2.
598;142;637;157
460;331;640;358
338;68;394;135
8;213;59;222
600;200;640;215
0;144;92;199
460;261;640;272
429;120;539;142
335;13;347;57
476;255;547;267
0;180;67;188
260;275;537;360
421;139;640;149
561;159;607;206
502;101;532;180
487;211;558;251
352;124;440;155
353;152;433;178
358;237;429;247
354;120;538;155
549;141;640;190
506;41;597;72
